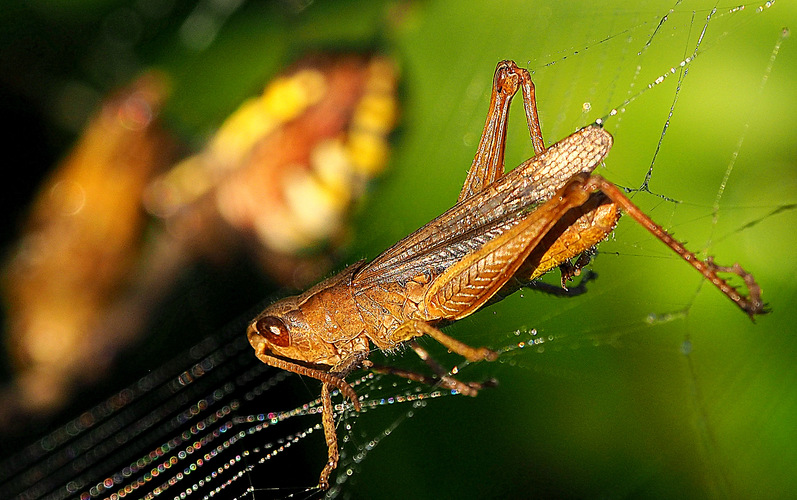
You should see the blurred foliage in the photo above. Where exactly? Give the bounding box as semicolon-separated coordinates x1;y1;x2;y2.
1;0;796;498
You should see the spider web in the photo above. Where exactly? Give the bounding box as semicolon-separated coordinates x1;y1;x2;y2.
1;1;796;499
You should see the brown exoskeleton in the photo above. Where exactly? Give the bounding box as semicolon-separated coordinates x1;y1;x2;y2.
247;60;766;489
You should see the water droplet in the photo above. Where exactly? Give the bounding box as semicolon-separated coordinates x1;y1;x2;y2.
681;340;692;355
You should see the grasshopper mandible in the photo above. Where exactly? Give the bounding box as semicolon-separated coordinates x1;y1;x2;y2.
247;60;765;489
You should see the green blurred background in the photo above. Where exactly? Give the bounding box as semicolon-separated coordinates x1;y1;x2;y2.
1;0;796;498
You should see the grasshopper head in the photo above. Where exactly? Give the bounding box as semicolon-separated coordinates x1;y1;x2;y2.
246;296;341;366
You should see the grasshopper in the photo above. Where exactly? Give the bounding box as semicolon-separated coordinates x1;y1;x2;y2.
247;60;765;489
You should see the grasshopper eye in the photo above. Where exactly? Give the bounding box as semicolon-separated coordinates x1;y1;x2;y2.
255;316;291;347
